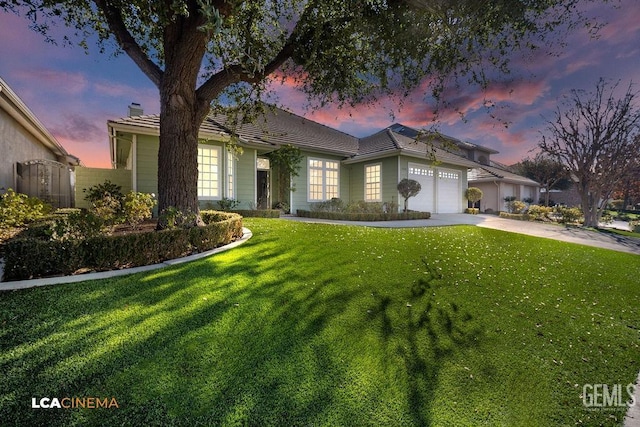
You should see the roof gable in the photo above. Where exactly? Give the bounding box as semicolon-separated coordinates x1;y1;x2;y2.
0;76;79;165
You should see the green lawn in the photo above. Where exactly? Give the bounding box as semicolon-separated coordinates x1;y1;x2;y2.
1;219;639;426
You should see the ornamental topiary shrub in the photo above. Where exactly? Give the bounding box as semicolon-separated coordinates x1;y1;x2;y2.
397;179;422;212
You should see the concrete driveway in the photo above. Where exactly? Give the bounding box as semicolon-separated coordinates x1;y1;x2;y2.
285;213;640;255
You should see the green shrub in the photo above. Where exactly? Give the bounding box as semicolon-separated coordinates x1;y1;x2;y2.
310;198;345;212
556;206;583;224
296;210;430;221
630;220;640;233
464;208;479;214
3;214;243;281
158;207;198;229
83;181;125;226
123;192;157;229
527;205;553;220
0;189;52;229
217;197;240;211
50;210;105;241
200;210;240;224
232;209;280;218
503;197;526;214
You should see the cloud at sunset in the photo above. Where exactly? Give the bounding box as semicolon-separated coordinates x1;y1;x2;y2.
0;0;638;169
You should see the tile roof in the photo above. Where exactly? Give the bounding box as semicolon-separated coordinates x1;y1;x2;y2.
389;123;499;154
353;129;480;168
209;107;360;155
107;107;535;186
109;107;359;155
468;164;540;186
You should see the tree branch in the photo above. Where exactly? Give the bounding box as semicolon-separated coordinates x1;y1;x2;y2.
94;0;164;87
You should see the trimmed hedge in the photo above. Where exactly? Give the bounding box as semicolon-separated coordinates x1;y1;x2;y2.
232;209;280;218
296;210;430;221
3;213;242;281
464;208;480;214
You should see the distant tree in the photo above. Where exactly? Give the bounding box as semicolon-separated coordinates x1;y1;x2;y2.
2;0;604;228
397;179;421;213
612;151;640;209
539;79;640;227
464;187;483;209
513;153;571;206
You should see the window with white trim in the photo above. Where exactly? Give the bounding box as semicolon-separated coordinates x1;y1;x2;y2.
226;152;234;198
308;158;340;201
197;145;221;199
365;163;381;201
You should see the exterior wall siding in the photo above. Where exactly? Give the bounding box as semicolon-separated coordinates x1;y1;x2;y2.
235;148;257;210
135;134;159;196
0;107;59;192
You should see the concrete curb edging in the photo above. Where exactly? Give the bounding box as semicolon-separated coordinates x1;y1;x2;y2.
0;227;252;291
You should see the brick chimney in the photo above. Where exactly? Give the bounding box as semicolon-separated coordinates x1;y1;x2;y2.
128;103;143;117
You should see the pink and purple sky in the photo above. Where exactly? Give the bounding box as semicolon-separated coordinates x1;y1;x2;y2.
1;1;639;168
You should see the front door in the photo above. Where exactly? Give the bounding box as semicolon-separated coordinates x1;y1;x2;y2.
257;170;270;209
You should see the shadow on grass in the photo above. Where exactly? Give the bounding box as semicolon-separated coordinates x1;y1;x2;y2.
0;223;484;426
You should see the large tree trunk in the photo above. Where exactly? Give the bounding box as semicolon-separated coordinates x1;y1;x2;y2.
157;92;205;227
155;15;210;229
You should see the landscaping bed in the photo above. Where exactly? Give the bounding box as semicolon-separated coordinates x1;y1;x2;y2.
296;209;430;221
2;212;242;281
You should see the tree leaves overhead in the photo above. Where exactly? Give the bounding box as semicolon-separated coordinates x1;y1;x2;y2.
3;0;599;108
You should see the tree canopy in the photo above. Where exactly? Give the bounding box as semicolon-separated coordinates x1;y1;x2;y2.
513;153;571;206
539;79;640;226
2;0;605;226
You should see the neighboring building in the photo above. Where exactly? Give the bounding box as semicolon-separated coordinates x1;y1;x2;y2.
468;163;540;213
107;106;536;214
0;77;79;207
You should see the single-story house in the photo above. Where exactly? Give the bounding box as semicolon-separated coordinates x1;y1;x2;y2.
107;105;536;214
0;76;79;207
468;163;540;213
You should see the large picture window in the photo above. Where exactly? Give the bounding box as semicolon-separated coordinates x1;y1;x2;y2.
308;158;340;201
197;145;221;199
364;163;381;201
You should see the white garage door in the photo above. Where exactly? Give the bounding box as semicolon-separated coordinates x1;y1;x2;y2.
408;164;434;212
436;169;461;213
408;164;461;213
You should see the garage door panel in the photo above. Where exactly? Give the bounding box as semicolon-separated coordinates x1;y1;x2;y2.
437;168;461;213
408;164;433;212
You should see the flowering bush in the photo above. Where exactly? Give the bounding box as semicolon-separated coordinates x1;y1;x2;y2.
0;189;52;230
123;192;156;229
